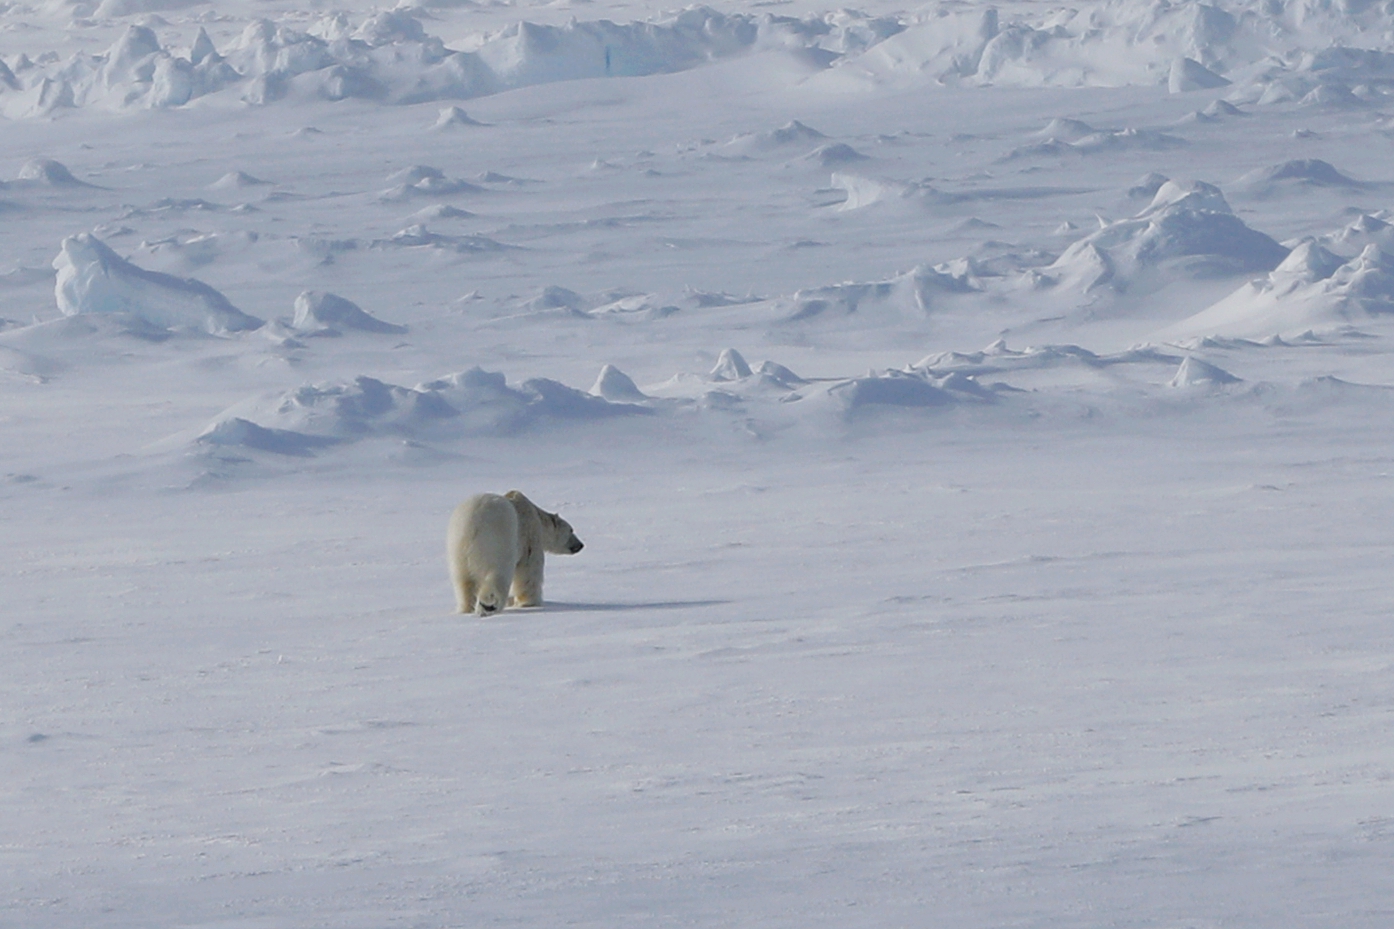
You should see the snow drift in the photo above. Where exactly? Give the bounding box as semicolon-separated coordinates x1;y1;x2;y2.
1166;242;1394;339
199;367;650;454
291;291;406;336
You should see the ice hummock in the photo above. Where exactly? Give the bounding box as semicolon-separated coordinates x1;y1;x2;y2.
52;233;262;334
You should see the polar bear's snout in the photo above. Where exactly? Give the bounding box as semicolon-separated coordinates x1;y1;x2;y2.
567;534;584;554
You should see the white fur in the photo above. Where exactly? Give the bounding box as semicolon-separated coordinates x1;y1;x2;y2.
446;493;519;616
447;490;584;616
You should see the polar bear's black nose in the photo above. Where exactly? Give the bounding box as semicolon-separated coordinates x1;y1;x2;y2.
569;536;584;554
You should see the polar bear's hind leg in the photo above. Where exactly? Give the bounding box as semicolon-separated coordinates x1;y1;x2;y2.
476;571;510;616
454;575;477;614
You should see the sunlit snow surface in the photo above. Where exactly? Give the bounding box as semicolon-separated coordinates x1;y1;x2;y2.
4;1;1394;926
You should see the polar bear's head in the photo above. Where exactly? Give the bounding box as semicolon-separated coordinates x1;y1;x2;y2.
540;508;584;555
505;490;585;556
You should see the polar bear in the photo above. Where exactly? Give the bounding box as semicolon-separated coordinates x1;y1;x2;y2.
446;490;584;615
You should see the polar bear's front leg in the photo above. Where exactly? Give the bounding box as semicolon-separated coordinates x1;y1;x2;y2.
509;547;545;608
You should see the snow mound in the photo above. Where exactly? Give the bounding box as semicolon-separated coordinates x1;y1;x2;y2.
1169;356;1240;387
1167;243;1394;339
724;120;826;155
829;172;1094;214
829;372;952;409
1007;127;1187;160
432;105;483;129
1315;213;1394;258
378;225;511;253
806;143;868;166
1234;159;1366;195
709;348;753;381
584;294;679;320
52;233;263;334
1037;118;1097;141
914;339;1182;378
15;159;90;187
590;364;648;402
505;287;678;320
773;264;975;323
1178;99;1247;123
196;418;340;457
209;171;269;190
1046;180;1287;292
1169;57;1230;93
291;291;407;336
379;165;481;200
754;361;808;389
202;367;651;454
410;204;474;221
1127;172;1172;200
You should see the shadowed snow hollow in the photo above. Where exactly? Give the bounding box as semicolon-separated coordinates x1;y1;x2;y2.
53;233;263;334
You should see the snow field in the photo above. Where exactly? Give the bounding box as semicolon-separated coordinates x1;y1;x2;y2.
5;0;1394;925
6;419;1394;926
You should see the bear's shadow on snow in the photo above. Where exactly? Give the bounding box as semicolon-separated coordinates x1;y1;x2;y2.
538;599;730;613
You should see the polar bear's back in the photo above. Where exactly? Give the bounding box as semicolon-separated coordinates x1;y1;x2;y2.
448;493;520;576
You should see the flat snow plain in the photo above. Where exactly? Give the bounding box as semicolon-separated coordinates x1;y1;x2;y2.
4;1;1394;926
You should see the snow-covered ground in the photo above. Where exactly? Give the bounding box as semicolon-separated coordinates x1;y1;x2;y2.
4;1;1394;925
